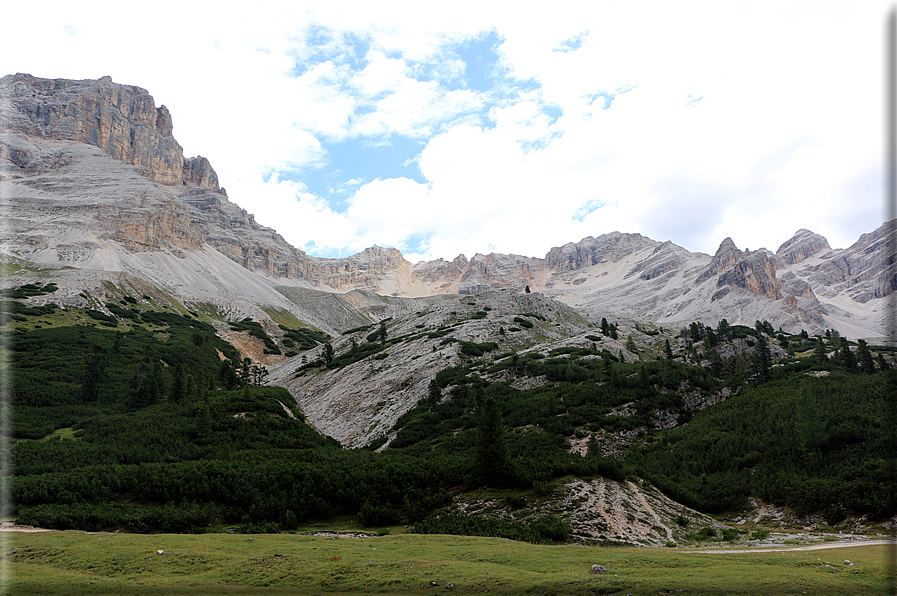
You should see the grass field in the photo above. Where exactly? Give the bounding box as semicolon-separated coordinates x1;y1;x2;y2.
2;530;893;595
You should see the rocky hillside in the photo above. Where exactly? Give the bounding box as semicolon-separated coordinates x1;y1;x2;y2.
267;290;594;447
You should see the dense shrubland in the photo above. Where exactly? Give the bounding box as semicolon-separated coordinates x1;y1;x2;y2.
5;294;895;539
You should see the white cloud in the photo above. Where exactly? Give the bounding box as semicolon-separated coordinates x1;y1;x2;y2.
1;0;888;263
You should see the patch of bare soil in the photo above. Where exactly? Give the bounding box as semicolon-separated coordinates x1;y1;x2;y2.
687;539;892;554
221;330;285;367
0;522;50;533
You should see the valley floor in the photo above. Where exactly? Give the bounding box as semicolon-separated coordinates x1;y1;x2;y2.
3;529;893;595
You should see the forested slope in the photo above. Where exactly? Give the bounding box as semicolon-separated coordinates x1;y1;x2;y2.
4;281;895;541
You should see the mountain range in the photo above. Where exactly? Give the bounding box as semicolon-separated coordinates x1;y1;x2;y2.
1;73;892;346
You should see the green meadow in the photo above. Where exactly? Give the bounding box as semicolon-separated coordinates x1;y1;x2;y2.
3;530;892;595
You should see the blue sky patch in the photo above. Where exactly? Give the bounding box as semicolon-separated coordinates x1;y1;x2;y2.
447;29;504;92
290;25;371;77
553;31;589;53
584;84;637;110
400;231;434;257
274;136;426;212
572;199;611;222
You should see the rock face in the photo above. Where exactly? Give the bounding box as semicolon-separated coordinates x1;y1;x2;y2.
0;74;210;188
546;232;656;273
717;250;782;301
776;229;831;265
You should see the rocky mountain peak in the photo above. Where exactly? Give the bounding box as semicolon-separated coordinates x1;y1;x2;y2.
696;237;744;283
0;73;218;191
545;232;656;273
717;250;782;300
776;229;831;265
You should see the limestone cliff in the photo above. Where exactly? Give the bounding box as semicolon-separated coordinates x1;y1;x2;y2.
0;73;218;190
776;229;831;265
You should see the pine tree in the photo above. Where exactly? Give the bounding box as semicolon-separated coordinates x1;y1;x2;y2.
717;318;730;339
752;335;771;383
476;398;509;484
856;339;875;374
169;364;184;402
664;339;674;360
838;337;856;370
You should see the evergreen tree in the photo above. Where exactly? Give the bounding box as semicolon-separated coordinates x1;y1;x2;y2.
751;335;771;383
323;342;334;364
856;339;875;374
476;398;509;484
600;318;609;336
378;321;387;344
664;339;674;360
626;336;637;353
716;318;730;339
813;336;827;362
838;337;856;370
708;348;723;377
250;365;269;386
82;349;106;402
169;364;185;402
184;374;197;400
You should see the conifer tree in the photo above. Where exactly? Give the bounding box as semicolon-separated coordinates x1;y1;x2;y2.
169;364;185;402
752;335;771;383
856;339;875;374
838;337;856;370
476;398;509;484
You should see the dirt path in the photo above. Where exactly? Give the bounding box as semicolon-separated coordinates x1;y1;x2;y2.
0;524;50;533
686;539;893;554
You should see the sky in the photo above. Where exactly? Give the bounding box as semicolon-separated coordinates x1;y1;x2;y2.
0;1;890;262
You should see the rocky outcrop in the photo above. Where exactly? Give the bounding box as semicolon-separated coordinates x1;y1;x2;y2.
411;254;469;294
457;252;542;294
179;187;309;277
697;238;743;283
627;241;692;281
303;246;413;293
546;232;657;272
776;229;831;265
717;250;782;300
0;73;218;190
790;221;895;304
183;156;219;190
